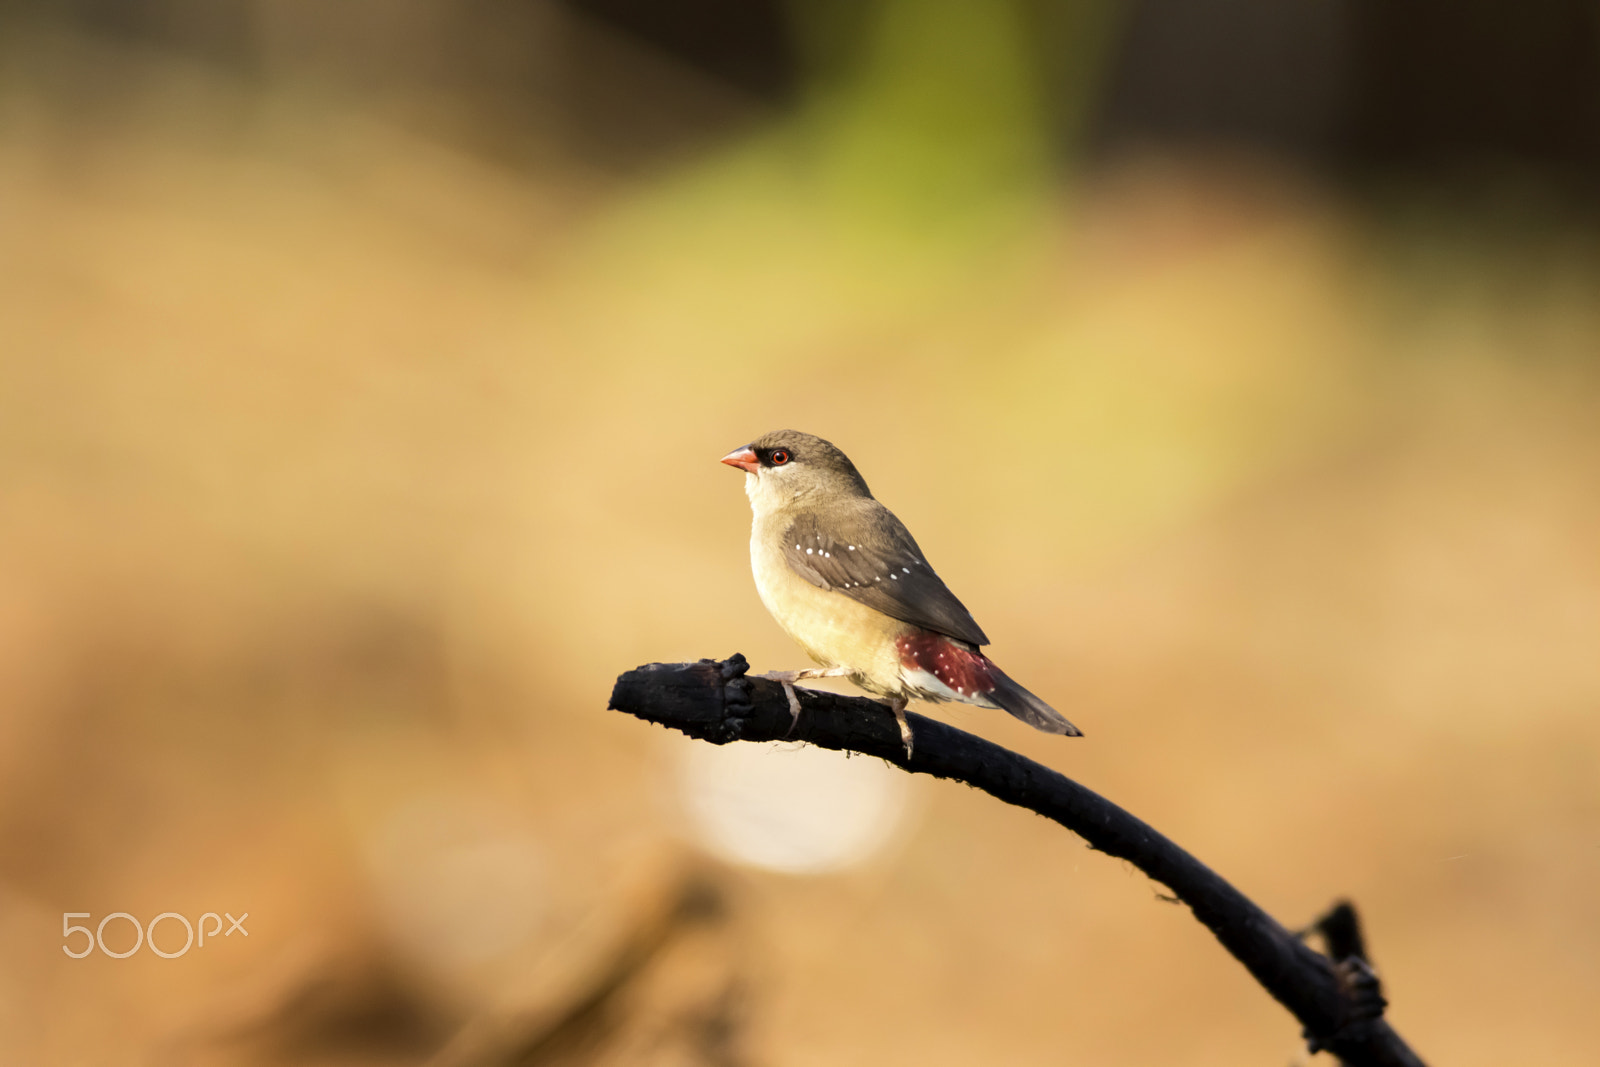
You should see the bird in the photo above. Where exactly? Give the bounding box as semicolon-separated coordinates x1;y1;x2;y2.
721;429;1080;756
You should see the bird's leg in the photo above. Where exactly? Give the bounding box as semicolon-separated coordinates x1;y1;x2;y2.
887;696;913;759
755;668;853;733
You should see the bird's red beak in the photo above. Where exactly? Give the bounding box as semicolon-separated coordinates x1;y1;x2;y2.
720;446;760;474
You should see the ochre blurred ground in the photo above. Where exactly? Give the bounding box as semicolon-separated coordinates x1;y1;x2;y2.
1;23;1598;1067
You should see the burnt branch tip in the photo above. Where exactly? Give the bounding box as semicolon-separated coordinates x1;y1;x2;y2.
608;654;1427;1067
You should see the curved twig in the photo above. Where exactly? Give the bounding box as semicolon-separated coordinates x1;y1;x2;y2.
608;655;1426;1067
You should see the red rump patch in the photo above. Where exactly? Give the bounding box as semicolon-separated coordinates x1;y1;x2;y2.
896;632;996;696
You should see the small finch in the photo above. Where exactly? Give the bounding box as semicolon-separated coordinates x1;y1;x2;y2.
722;429;1080;756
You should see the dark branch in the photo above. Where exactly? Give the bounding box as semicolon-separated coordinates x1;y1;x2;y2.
1306;900;1371;965
1300;901;1392;1053
608;655;1427;1067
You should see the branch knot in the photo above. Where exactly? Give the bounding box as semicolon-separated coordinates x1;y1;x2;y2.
707;653;751;744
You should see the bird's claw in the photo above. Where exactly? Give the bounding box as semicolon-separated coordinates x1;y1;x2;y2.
754;670;806;736
889;698;914;760
780;680;802;735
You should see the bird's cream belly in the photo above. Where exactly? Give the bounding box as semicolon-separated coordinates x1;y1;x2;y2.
750;524;906;695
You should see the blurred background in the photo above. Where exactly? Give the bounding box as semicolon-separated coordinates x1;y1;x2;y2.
1;1;1598;1064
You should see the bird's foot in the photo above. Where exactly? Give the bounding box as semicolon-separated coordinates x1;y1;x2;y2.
755;668;852;736
778;678;803;733
888;697;913;759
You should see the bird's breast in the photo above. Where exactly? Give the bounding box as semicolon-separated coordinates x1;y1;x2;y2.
750;513;907;694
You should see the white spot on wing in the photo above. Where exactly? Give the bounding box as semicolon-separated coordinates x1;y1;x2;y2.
806;548;813;555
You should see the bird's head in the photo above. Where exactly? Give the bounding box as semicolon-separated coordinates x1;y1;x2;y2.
721;430;872;513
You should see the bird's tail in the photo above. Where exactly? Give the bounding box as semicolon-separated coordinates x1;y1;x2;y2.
985;663;1082;736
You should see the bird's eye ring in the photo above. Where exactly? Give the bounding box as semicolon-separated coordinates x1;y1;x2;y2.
770;450;791;466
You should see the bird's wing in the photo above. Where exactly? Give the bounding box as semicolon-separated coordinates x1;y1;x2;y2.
782;504;990;646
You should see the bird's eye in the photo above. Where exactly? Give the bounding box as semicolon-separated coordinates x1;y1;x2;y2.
770;450;791;466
